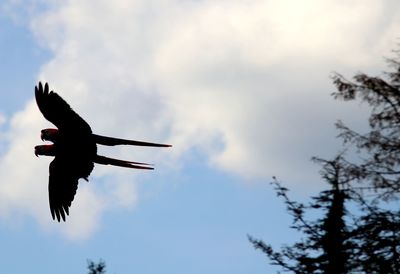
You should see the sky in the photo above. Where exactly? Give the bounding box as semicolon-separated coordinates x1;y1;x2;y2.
0;0;399;273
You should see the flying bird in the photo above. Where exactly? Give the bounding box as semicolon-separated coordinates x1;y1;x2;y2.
34;82;171;222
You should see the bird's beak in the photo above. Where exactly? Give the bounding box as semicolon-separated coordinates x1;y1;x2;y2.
34;150;39;157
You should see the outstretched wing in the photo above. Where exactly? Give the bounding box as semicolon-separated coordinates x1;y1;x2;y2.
48;158;79;222
35;82;91;133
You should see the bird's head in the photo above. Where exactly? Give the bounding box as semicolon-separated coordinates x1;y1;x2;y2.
41;128;59;142
35;144;56;157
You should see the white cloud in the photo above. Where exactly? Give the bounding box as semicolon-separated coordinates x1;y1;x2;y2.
1;0;399;238
0;113;5;125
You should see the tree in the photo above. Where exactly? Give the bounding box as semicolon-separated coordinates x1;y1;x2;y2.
249;157;400;273
350;202;400;273
250;53;400;273
87;259;106;274
331;53;400;272
249;157;354;274
332;55;400;198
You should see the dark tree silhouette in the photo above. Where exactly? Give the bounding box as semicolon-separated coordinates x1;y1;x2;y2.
349;202;400;273
87;259;106;274
249;157;400;273
249;157;354;274
250;52;400;273
332;54;400;198
331;53;400;272
34;82;172;221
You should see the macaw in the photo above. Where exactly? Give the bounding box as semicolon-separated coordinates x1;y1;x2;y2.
34;82;171;222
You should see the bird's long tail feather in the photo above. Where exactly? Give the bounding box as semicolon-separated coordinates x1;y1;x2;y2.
95;155;154;170
93;134;172;147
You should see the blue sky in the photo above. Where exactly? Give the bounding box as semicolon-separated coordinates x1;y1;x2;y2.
0;1;399;273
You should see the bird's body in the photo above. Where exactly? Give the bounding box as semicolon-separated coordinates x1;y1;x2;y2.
34;82;171;221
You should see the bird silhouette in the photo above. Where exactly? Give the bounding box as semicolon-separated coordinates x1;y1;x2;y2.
34;82;171;222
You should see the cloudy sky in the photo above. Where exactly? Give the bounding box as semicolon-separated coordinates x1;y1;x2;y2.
0;0;399;273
